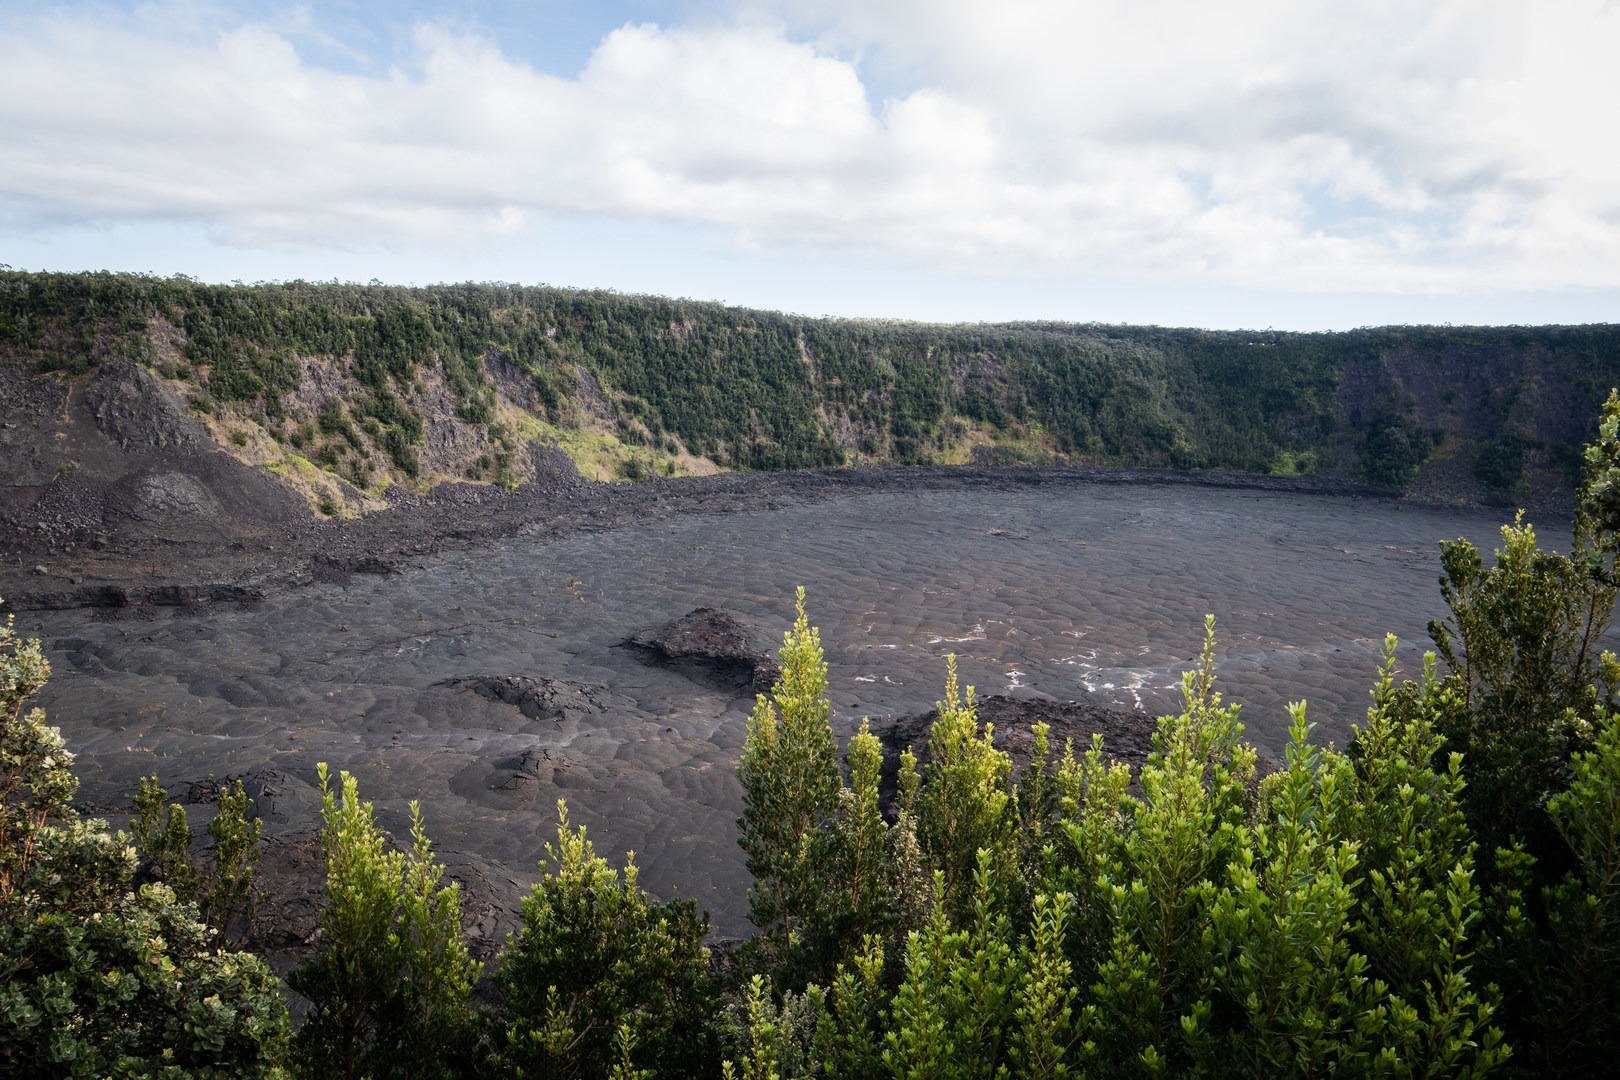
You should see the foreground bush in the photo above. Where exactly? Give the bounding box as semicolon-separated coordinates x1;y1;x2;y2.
494;800;717;1078
725;619;1507;1078
289;765;480;1080
0;609;290;1078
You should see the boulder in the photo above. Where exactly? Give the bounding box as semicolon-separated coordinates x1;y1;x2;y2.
627;607;781;692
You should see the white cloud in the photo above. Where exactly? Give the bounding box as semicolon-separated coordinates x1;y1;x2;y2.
1;0;1617;295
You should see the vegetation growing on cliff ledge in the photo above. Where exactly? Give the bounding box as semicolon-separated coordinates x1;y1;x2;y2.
5;270;1619;508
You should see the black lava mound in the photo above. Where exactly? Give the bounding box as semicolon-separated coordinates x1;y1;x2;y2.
627;607;783;693
437;674;620;724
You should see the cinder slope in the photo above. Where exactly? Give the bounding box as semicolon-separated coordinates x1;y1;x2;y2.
2;360;311;556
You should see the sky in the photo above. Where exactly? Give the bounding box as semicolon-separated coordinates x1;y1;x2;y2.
2;0;1618;330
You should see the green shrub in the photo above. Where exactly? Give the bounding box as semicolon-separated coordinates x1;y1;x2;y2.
1419;394;1620;1075
1427;511;1617;877
129;773;264;945
289;765;480;1080
730;607;1506;1078
736;589;929;993
913;660;1016;926
0;609;289;1078
496;799;716;1078
737;589;844;976
0;612;67;907
131;772;201;900
204;778;264;945
1471;430;1534;490
1485;710;1620;1076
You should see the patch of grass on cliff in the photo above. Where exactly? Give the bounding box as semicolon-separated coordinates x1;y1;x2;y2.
263;453;364;518
933;420;1000;466
1269;448;1318;476
504;409;716;483
558;426;648;482
929;418;1064;468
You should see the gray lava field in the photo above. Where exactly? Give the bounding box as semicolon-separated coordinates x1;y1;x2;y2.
21;483;1538;946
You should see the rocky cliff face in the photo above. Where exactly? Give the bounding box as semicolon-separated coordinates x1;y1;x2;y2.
1332;328;1603;507
3;274;1616;562
1338;336;1590;448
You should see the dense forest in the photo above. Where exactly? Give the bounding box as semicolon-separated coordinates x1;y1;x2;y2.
3;270;1619;512
4;399;1620;1077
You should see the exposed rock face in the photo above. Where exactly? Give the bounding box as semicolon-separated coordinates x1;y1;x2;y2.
109;470;221;522
310;553;411;585
480;347;540;411
628;607;783;692
81;359;199;452
412;367;496;478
